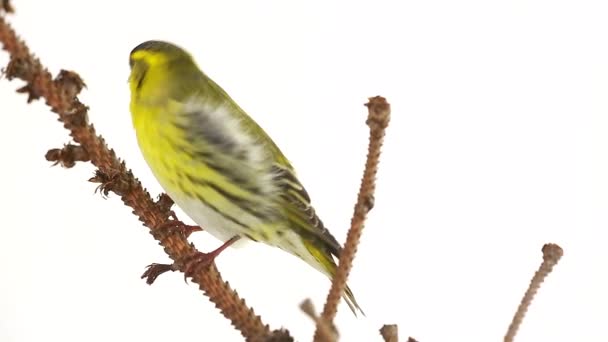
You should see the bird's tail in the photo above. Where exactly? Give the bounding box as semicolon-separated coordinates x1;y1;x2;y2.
303;240;364;316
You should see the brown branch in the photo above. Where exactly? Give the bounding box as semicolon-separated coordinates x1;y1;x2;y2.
380;324;399;342
504;243;563;342
0;12;282;342
301;299;337;342
1;0;13;13
314;96;391;341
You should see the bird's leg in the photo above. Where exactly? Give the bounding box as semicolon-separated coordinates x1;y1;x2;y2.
141;236;240;285
154;192;202;238
181;236;241;282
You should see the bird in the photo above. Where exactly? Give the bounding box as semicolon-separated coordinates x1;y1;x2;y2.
128;40;362;314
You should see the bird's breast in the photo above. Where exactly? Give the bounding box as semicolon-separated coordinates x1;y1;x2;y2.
131;100;285;244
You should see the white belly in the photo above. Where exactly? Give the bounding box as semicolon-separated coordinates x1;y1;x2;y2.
168;190;329;277
169;191;256;248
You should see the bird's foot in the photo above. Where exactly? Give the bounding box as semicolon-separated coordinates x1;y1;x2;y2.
181;236;241;282
141;236;240;285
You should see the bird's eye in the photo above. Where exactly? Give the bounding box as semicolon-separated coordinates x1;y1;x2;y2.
130;62;148;91
136;67;147;90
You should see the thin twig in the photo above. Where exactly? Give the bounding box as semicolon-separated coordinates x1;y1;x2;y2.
1;0;13;13
314;96;391;341
504;243;563;342
301;299;337;342
262;329;294;342
0;13;279;341
380;324;399;342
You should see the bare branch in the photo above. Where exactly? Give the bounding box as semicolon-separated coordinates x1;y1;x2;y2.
314;96;391;340
504;243;564;342
0;13;280;341
301;299;337;342
380;324;399;342
1;0;13;13
263;329;295;342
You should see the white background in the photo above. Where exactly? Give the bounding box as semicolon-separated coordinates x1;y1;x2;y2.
1;1;607;341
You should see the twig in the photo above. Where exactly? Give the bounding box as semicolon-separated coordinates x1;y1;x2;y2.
1;0;13;13
504;243;563;342
301;299;337;342
262;329;294;342
0;12;279;341
379;324;398;342
314;96;391;341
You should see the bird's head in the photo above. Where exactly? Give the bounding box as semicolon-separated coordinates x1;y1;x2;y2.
128;40;196;94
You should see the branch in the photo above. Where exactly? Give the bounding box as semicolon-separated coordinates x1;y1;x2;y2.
313;96;391;341
0;11;284;342
379;324;399;342
301;299;338;342
0;0;12;13
504;243;563;342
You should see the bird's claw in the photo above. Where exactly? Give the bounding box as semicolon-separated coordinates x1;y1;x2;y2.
181;252;217;283
142;236;239;285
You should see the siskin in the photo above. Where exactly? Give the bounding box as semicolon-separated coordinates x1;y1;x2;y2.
128;40;361;314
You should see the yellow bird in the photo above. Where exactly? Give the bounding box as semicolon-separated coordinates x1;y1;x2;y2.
128;40;362;314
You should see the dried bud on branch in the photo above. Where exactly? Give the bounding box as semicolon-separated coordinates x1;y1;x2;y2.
46;143;89;168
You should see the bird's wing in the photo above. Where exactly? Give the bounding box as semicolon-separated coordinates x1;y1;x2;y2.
199;78;343;255
272;163;343;258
